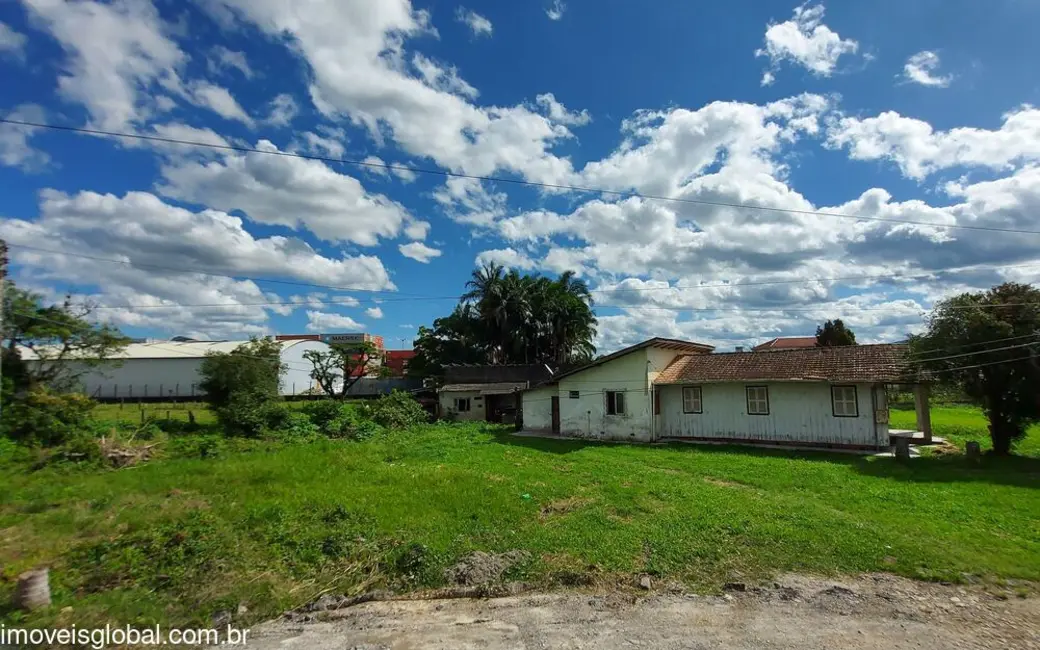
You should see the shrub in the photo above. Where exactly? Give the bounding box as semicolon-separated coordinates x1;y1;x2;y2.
1;387;96;447
299;400;344;430
199;338;285;437
271;412;321;442
366;391;428;430
323;403;383;441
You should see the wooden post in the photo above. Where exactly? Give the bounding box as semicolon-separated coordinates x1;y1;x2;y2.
15;568;51;611
966;441;981;461
914;383;932;444
894;436;911;461
141;410;145;424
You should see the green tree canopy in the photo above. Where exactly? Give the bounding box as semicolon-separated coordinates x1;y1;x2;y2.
303;341;387;399
912;282;1040;455
816;319;857;347
2;283;130;392
409;264;597;377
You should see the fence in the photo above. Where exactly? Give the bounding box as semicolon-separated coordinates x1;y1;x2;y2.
87;378;422;403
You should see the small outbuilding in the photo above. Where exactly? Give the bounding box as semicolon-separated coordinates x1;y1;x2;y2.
438;364;555;423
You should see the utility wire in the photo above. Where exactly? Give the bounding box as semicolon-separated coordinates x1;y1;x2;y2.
5;117;1040;236
908;339;1040;364
908;332;1040;359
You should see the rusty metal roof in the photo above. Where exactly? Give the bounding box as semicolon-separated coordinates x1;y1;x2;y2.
656;344;915;384
439;382;527;394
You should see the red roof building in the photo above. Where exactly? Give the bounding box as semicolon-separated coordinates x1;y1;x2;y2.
752;336;818;351
384;350;416;377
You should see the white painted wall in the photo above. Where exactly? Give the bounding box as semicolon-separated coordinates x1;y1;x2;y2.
439;390;486;421
74;359;205;399
278;340;329;396
557;349;653;442
656;381;883;447
62;340;333;398
521;386;555;431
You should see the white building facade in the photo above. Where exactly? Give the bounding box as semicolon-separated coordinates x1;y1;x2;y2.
521;339;918;451
25;339;332;399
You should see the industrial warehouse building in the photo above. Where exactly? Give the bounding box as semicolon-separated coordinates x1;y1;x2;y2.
22;339;333;399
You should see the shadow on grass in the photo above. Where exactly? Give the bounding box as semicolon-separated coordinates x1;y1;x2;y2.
852;453;1040;488
493;430;1039;487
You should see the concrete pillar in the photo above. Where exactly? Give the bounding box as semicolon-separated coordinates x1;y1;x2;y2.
914;383;932;444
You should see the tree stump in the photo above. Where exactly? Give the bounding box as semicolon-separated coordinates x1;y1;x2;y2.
894;436;911;461
15;568;51;611
965;441;981;461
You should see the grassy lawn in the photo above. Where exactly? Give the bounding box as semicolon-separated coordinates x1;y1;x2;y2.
2;405;1038;630
889;404;1040;457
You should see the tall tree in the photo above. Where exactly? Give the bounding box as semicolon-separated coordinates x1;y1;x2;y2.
304;341;386;398
2;283;130;393
409;265;597;377
816;319;857;347
912;282;1040;455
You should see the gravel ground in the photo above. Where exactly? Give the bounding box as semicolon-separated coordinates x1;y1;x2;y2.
228;573;1038;650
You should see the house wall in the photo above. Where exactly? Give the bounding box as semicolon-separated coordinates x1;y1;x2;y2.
439;390;486;421
521;386;556;431
656;381;882;448
558;350;653;442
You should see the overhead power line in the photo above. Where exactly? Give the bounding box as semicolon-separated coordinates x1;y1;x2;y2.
5;117;1040;236
908;332;1040;359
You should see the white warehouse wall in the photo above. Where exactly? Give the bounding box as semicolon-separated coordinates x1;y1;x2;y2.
74;359;205;399
57;340;334;398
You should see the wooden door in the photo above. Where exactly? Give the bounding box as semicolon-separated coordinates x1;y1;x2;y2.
551;396;561;434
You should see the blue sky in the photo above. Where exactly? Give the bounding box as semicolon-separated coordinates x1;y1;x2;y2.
2;0;1040;352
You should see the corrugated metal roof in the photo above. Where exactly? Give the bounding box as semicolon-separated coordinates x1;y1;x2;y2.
440;382;527;394
656;344;915;384
18;339;317;360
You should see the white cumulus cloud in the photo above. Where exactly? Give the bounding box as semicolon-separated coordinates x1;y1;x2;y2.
455;7;492;37
901;50;953;88
399;242;443;263
756;3;859;83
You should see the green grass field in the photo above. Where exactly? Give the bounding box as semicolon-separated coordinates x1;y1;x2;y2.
889;404;1040;456
2;400;1038;630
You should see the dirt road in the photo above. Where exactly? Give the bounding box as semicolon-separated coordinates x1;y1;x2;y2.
233;574;1038;650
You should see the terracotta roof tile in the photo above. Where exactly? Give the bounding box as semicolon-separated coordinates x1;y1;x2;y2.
752;336;818;351
656;344;914;384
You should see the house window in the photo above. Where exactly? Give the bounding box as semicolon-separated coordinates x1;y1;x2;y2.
605;390;626;415
831;385;859;417
569;390;580;399
746;386;769;415
454;397;471;412
682;386;703;414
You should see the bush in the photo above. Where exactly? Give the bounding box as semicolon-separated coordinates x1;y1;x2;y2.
299;400;344;430
1;388;96;447
272;412;322;442
366;391;428;430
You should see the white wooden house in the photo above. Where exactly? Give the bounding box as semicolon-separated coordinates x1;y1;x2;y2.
521;338;926;451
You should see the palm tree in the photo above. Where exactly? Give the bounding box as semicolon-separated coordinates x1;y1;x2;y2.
413;264;598;372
